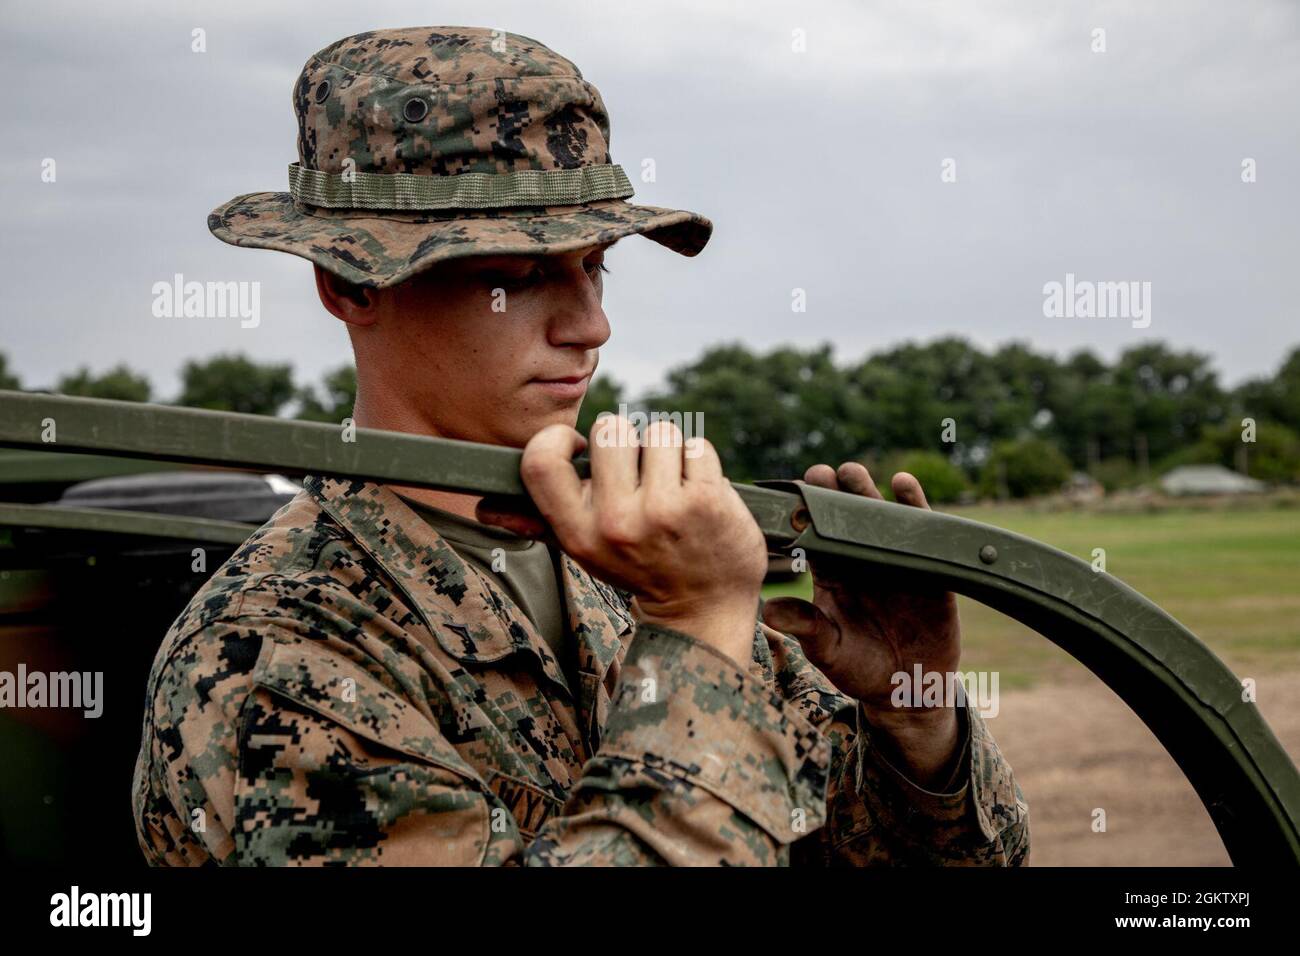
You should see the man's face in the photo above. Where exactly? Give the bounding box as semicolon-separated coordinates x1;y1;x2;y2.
342;242;613;447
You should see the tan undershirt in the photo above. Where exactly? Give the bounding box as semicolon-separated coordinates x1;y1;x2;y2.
396;495;575;693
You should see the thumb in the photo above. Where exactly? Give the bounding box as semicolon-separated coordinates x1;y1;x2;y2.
762;597;843;674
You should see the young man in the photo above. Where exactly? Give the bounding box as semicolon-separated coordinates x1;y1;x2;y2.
133;26;1028;866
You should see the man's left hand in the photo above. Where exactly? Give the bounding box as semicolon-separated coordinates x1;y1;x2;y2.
762;462;963;789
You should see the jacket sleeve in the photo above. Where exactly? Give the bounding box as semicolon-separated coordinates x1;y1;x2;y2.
793;702;1031;866
134;615;832;866
527;623;831;865
754;623;1031;867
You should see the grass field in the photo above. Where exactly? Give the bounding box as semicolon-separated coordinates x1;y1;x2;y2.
762;503;1300;690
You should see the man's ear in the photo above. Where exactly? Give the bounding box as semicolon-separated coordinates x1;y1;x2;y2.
314;264;380;327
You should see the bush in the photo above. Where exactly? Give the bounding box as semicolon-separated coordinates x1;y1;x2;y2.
1091;458;1140;492
879;450;968;504
1176;419;1300;484
177;354;295;416
979;438;1072;499
56;365;151;402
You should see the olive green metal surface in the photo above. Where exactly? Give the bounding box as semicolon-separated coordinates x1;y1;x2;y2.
0;389;1295;864
0;448;180;484
0;502;256;545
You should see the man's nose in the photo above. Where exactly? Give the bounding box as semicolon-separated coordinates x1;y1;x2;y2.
549;269;611;350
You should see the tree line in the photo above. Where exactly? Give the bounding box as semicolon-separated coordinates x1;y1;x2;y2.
3;338;1297;501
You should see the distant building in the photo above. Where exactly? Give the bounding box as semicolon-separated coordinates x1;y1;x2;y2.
1064;471;1104;502
1160;464;1266;496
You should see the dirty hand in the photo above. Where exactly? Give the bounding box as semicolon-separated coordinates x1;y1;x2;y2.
762;462;963;786
479;416;767;666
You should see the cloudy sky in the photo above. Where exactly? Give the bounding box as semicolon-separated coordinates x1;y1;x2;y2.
1;0;1296;399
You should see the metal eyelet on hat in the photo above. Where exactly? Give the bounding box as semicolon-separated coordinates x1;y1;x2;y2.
314;79;331;104
403;97;429;123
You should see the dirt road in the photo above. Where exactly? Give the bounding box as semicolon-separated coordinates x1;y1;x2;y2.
984;670;1300;865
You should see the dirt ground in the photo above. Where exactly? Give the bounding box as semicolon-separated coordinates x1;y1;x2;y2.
984;669;1300;866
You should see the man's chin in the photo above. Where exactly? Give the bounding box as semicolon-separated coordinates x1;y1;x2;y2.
498;410;583;449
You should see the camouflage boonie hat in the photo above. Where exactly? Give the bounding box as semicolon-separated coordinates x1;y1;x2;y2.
208;26;713;288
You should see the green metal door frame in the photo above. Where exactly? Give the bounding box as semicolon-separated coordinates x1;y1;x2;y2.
1;390;1295;864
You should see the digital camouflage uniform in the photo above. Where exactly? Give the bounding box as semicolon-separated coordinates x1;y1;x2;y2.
137;26;1029;866
132;477;1029;866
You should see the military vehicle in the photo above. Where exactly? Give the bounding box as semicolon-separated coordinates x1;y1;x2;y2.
1;390;1296;865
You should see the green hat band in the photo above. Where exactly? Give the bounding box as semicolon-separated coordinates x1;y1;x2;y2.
288;162;634;211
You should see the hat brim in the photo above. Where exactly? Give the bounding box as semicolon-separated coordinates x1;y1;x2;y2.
208;193;712;288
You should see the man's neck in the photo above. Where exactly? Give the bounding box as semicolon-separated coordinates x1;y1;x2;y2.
352;385;484;523
390;484;483;522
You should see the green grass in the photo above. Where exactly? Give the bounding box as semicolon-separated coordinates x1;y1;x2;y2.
762;504;1300;689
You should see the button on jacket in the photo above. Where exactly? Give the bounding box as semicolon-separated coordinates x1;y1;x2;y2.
133;476;1029;866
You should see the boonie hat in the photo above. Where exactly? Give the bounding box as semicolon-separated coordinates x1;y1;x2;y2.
207;26;713;287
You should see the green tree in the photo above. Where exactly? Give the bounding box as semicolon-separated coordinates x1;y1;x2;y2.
296;364;358;422
1164;419;1300;484
1112;344;1226;467
56;364;152;402
1045;345;1229;473
1045;350;1133;470
1231;346;1300;435
989;341;1062;436
0;353;20;390
980;438;1072;499
177;353;295;415
851;338;984;464
848;338;1060;473
648;343;867;482
576;374;624;438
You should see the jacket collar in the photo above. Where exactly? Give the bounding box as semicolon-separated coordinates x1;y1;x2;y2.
304;476;633;691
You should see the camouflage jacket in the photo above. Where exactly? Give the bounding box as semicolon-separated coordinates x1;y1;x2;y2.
133;476;1029;866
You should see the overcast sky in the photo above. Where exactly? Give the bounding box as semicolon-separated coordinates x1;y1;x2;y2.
1;0;1296;399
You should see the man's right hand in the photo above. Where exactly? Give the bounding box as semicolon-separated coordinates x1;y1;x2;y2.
479;415;767;666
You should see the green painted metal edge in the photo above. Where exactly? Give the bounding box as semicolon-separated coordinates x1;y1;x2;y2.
0;391;805;542
0;448;182;484
0;502;257;545
0;391;528;496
